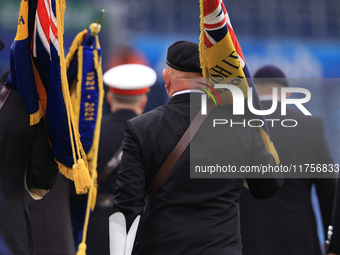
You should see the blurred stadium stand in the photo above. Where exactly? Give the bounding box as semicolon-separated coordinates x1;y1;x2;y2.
119;0;340;40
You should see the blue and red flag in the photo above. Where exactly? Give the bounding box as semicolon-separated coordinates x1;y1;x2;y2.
66;23;104;185
65;19;105;254
199;0;279;164
6;0;92;194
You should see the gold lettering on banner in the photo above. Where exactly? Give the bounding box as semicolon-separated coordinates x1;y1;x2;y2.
86;72;95;90
84;72;96;121
208;51;242;84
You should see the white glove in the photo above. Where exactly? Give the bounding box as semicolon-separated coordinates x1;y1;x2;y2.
109;212;140;255
24;170;49;200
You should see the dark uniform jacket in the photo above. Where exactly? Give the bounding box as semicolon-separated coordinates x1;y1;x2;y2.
26;174;75;255
240;100;336;255
0;86;58;255
87;109;137;255
112;93;283;255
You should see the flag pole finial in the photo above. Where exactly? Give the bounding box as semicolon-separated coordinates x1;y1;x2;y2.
97;9;105;25
90;9;105;36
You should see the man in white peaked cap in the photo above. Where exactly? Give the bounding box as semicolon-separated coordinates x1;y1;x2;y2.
86;64;156;255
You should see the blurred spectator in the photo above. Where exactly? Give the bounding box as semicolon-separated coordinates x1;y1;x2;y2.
240;65;336;255
105;45;150;71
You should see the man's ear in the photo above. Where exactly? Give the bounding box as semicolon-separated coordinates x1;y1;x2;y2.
163;69;170;88
106;92;112;106
139;95;148;114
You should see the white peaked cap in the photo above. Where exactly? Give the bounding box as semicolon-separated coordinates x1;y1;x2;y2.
103;64;157;95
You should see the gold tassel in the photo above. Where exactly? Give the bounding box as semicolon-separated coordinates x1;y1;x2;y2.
76;243;87;255
73;159;92;194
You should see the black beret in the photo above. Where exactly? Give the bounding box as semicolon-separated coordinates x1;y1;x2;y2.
166;41;202;73
253;65;288;87
0;36;4;51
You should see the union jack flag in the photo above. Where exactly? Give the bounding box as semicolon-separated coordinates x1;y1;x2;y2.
202;0;245;66
29;0;79;171
199;0;280;164
32;0;59;59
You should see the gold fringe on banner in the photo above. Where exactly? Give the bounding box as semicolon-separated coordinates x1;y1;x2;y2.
199;0;208;78
65;29;87;70
29;105;44;126
57;162;74;180
88;42;104;210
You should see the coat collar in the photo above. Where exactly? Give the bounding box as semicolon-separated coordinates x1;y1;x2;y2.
167;92;202;105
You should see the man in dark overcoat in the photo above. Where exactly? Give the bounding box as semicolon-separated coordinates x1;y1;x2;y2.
110;41;284;255
240;65;336;255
